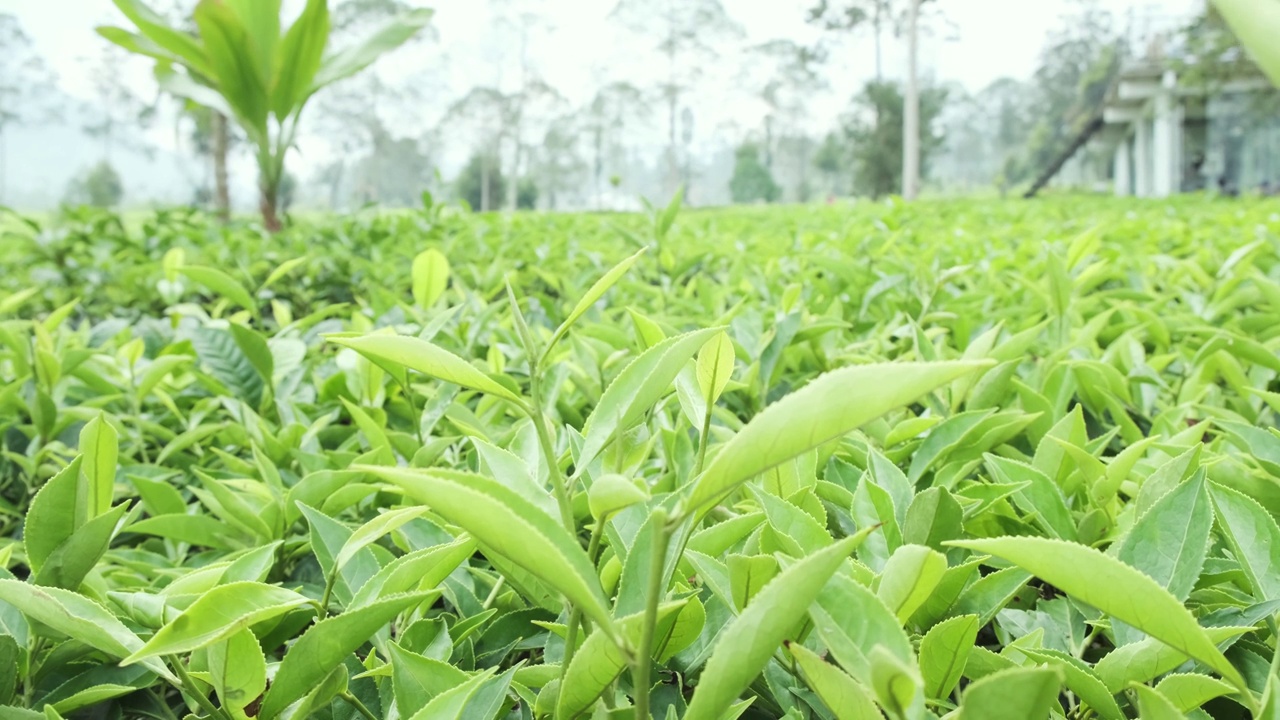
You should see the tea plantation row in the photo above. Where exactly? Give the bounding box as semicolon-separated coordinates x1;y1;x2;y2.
1;196;1279;719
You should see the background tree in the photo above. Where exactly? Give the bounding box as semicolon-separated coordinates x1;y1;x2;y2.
100;0;433;231
609;0;744;196
455;151;507;211
438;87;515;212
729;141;781;203
314;0;440;209
579;81;650;208
0;13;59;205
808;0;941;199
529;117;587;209
64;161;125;208
813;131;848;196
844;80;947;197
747;40;828;200
81;45;156;166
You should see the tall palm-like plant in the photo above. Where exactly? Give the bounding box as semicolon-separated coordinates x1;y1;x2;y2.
98;0;432;231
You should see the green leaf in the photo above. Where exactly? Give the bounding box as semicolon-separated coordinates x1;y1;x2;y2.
1131;684;1187;720
108;0;212;77
577;327;724;473
684;535;861;720
124;582;311;664
412;248;450;309
789;642;882;720
1112;474;1212;645
1153;673;1237;713
272;0;329;116
33;504;128;590
79;416;117;517
555;603;684;719
956;665;1061;720
812;572;915;687
328;334;525;407
0;580;172;681
388;641;469;712
902;487;964;552
261;256;308;290
919;614;979;699
224;0;280;84
194;0;270;137
190;328;264;406
312;8;434;90
1209;483;1280;602
1092;627;1251;693
546;247;646;357
588;474;649;521
349;536;477;609
1212;0;1280;86
180;265;256;311
335;506;425;571
948;537;1248;694
697;331;736;407
207;628;267;714
361;466;616;639
127;513;250;550
23;458;84;574
1017;647;1124;720
229;323;274;386
877;545;947;625
259;592;434;720
687;361;992;515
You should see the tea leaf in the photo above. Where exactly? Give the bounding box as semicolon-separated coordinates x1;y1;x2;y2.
685;535;861;720
688;361;992;514
949;537;1248;693
259;591;435;720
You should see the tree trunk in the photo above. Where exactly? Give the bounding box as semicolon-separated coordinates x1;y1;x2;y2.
903;0;921;201
874;1;883;82
259;184;282;233
481;158;491;212
212;112;231;222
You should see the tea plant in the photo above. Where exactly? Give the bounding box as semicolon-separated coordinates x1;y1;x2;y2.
1;195;1280;719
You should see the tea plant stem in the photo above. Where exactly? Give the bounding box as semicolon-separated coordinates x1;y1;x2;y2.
528;369;575;533
482;575;506;610
340;690;378;720
318;567;339;619
169;654;235;720
696;405;713;475
561;520;608;686
633;507;670;720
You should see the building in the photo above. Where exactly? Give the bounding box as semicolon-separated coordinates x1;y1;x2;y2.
1103;50;1280;197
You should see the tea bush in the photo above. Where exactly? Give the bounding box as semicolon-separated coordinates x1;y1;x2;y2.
1;195;1280;719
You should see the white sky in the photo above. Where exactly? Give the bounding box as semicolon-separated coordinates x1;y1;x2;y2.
0;0;1205;204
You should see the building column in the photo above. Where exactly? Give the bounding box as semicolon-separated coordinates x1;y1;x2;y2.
1151;72;1182;197
1135;114;1153;198
1114;134;1133;196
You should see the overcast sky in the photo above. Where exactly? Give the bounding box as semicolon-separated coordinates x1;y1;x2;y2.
0;0;1205;206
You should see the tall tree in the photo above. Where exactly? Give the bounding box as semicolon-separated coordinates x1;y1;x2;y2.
439;87;514;212
529;115;588;209
609;0;743;197
580;81;650;208
746;40;828;199
807;0;893;79
315;0;440;208
81;44;155;165
0;14;58;205
843;80;947;198
807;0;938;199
